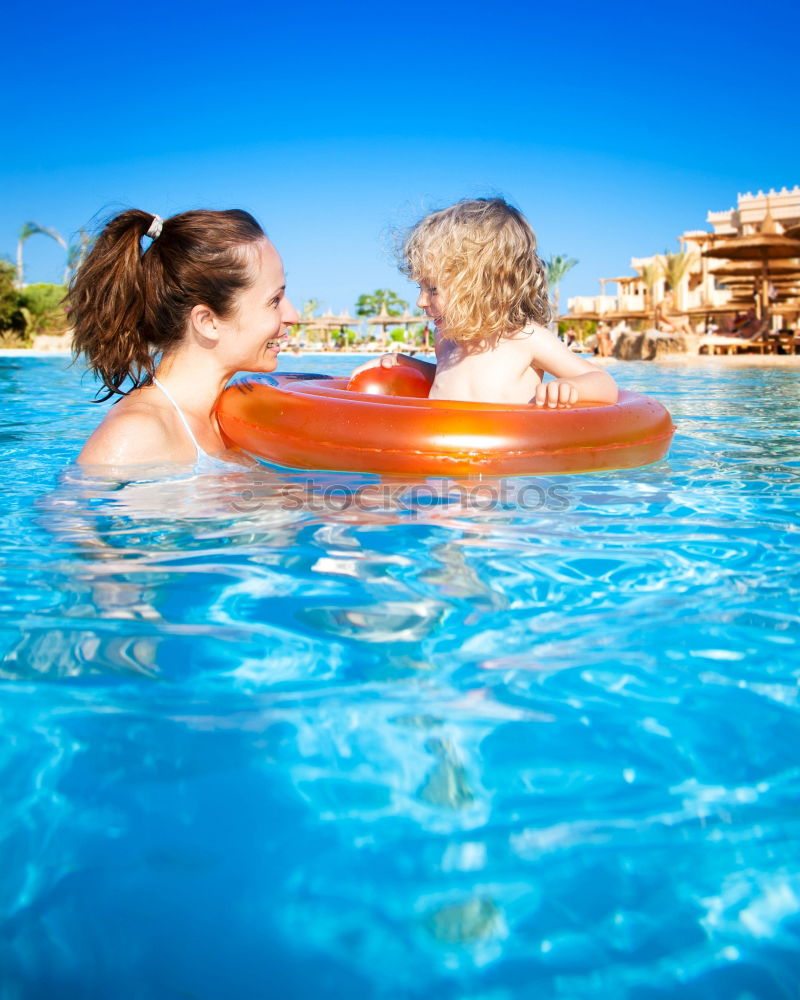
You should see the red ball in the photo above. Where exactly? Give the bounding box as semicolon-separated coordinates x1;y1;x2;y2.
347;364;430;398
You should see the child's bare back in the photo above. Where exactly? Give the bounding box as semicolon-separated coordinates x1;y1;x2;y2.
431;321;616;407
431;325;544;404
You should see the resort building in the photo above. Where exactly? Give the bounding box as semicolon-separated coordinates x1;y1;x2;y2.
566;186;800;325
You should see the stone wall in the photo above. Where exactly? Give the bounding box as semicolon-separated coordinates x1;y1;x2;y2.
613;329;699;361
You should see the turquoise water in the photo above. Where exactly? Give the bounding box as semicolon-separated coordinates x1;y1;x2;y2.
1;354;799;999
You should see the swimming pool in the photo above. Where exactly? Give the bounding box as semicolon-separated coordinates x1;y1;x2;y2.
1;354;798;999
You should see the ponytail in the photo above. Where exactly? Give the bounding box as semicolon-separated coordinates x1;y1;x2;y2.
70;207;266;400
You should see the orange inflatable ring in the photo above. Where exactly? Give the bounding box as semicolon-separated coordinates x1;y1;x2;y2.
217;372;675;475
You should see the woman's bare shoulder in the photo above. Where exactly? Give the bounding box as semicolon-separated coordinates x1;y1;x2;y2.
78;396;185;466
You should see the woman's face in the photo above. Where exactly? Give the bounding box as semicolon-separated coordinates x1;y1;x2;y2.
220;240;300;372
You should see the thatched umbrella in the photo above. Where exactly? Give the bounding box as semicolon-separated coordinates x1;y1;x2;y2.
313;310;362;348
333;311;359;327
684;302;742;327
392;308;427;347
325;312;361;346
397;308;425;326
703;233;800;318
722;274;800;297
303;309;335;348
728;285;800;302
298;309;351;349
557;312;602;322
367;304;403;350
328;312;360;348
710;260;800;280
681;231;742;247
289;317;315;346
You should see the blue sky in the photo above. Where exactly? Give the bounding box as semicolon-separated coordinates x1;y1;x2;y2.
4;0;798;313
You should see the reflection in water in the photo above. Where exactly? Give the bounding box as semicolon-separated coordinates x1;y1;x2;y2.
2;358;800;996
424;897;502;943
418;738;475;810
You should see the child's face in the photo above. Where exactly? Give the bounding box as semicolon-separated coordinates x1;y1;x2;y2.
417;278;447;331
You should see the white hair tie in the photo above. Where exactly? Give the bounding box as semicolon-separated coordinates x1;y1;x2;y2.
146;214;163;240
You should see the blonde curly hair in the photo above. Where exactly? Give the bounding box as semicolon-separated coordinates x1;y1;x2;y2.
398;197;551;346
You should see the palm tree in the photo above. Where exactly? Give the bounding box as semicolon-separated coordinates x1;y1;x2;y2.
660;251;697;310
64;229;95;285
546;255;579;322
355;289;408;318
16;222;67;288
639;260;663;329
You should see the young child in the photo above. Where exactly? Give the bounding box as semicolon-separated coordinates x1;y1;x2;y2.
359;198;617;408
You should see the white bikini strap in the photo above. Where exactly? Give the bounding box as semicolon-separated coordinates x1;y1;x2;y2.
152;377;202;460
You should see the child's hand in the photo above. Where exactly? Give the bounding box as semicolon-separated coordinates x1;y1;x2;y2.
534;379;578;408
349;354;400;378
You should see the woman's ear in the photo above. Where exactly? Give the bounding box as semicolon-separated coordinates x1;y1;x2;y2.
189;304;220;345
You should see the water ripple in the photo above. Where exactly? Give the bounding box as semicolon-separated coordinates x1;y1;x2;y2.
1;356;799;997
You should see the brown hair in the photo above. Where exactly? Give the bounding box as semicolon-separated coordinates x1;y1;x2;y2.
398;197;551;346
69;208;266;399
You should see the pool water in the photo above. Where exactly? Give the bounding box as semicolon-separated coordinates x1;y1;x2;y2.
1;354;799;999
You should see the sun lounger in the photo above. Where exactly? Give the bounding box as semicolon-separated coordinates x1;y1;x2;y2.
698;321;772;355
777;330;800;354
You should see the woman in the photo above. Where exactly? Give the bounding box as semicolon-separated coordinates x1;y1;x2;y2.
655;292;693;338
71;209;299;469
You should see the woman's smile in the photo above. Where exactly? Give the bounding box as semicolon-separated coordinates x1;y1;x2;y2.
264;333;288;353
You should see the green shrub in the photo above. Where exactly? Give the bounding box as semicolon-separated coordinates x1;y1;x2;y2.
0;260;36;344
0;260;18;330
18;283;69;336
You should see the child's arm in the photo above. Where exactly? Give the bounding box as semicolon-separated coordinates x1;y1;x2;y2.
530;330;618;408
350;352;436;383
